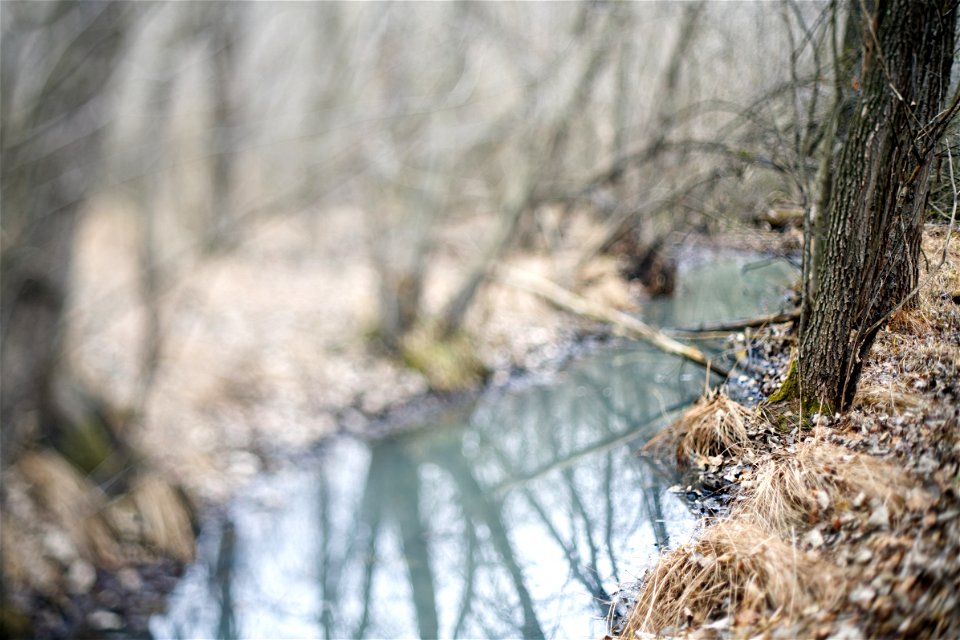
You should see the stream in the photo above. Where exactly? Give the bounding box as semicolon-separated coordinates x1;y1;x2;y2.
151;257;795;640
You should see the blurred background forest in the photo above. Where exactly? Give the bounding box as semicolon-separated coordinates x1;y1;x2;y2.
3;1;825;466
3;1;958;637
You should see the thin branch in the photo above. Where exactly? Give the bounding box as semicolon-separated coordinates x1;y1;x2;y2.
496;266;732;378
672;309;801;335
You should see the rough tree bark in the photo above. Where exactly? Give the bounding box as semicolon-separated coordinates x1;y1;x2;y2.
807;0;863;306
798;0;957;410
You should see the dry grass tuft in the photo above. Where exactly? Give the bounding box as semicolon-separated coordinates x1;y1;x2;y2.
736;439;909;536
622;518;844;636
855;383;925;411
856;230;959;411
131;473;196;563
17;450;121;566
401;325;488;392
643;391;755;468
886;308;933;335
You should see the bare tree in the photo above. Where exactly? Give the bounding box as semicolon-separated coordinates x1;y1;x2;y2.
1;1;129;468
205;3;244;252
796;0;957;410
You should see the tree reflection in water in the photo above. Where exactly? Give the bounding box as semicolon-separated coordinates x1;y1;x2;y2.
153;347;700;640
152;259;796;639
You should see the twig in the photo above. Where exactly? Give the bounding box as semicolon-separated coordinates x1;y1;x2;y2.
940;137;957;268
672;309;801;335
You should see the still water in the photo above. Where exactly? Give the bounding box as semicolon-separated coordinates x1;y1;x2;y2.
151;258;794;639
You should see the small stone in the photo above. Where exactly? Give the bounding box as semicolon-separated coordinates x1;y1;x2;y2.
916;454;938;475
87;610;123;631
816;490;831;512
868;504;890;529
826;620;863;640
849;585;877;608
43;529;78;565
855;548;873;564
227;450;261;478
117;567;143;592
704;615;731;631
804;528;825;549
106;501;142;541
937;509;959;523
66;559;96;594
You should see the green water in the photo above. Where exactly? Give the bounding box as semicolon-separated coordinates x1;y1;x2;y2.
152;256;795;639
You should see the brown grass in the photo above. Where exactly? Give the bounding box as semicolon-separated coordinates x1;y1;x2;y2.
131;473;196;563
642;391;755;468
854;230;959;412
623;439;912;636
621;229;957;638
886;308;933;335
855;383;925;411
736;439;909;536
621;518;844;636
17;450;121;566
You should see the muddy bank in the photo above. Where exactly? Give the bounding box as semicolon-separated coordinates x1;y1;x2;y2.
616;226;960;638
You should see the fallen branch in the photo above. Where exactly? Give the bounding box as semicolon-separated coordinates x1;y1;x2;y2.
496;266;732;378
672;308;800;335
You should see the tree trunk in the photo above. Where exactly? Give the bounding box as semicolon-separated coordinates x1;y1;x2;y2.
807;0;864;308
0;2;127;466
799;0;956;410
206;4;241;253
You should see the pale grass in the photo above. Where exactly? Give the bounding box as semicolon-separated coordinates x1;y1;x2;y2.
855;231;959;411
642;391;755;467
736;439;909;536
885;308;933;335
620;228;955;638
15;450;196;566
17;450;121;565
130;472;196;563
855;383;925;411
620;517;844;636
623;439;908;636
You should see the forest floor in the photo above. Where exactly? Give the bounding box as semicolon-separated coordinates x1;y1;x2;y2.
615;226;960;639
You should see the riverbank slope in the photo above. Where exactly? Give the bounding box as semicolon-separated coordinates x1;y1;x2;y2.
618;226;960;638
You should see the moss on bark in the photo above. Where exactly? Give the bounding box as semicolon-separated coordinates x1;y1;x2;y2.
764;358;832;431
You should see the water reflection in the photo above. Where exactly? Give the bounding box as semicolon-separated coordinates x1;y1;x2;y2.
151;258;795;639
153;349;701;640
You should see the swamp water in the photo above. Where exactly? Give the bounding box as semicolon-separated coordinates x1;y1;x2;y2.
152;258;794;639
